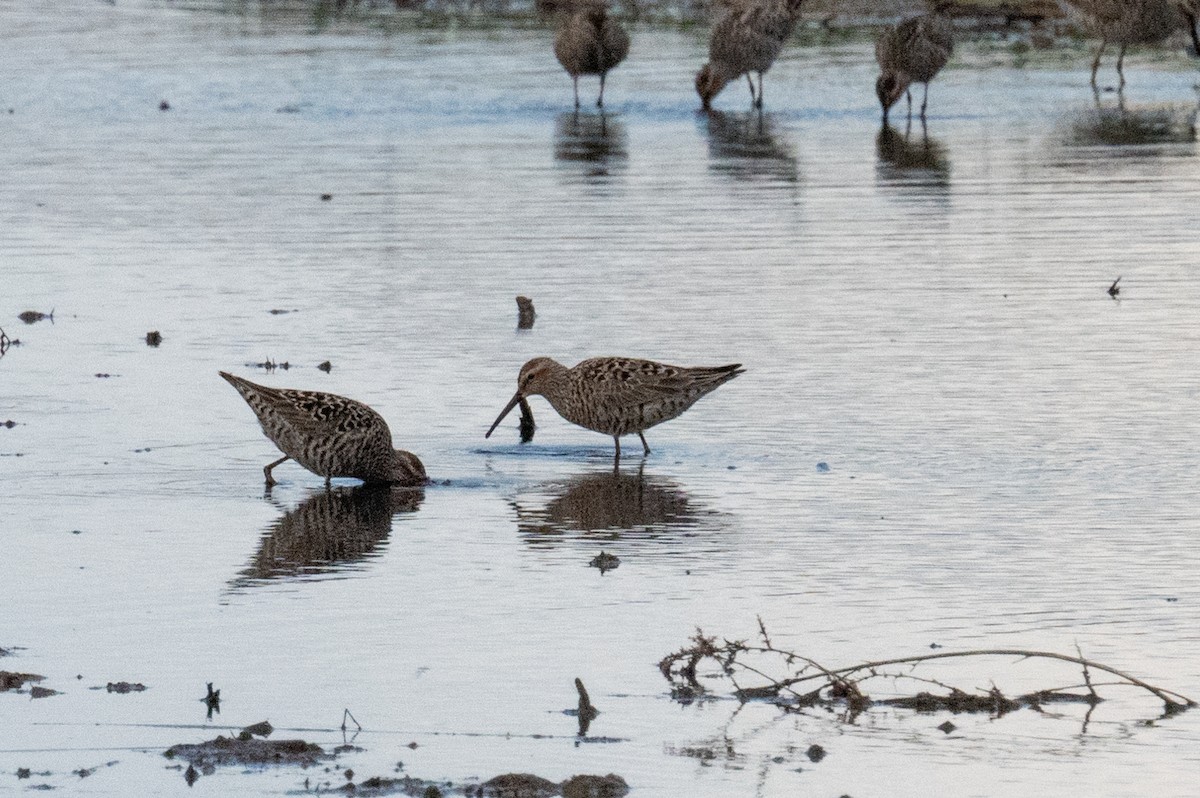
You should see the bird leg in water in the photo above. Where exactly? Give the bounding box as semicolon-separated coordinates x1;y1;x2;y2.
573;76;581;109
1116;44;1127;90
1188;13;1200;57
745;74;757;106
906;88;913;119
756;72;764;109
638;431;651;456
1090;40;1106;87
613;435;621;465
920;82;929;119
598;73;606;108
263;455;289;486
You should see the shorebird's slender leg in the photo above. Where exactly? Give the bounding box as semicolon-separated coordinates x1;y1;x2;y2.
1091;40;1106;88
638;432;651;456
597;73;606;108
573;76;581;109
756;72;764;109
1116;44;1127;91
613;436;621;465
920;83;929;120
1187;13;1200;57
325;475;332;490
906;89;913;120
745;74;757;106
263;455;289;486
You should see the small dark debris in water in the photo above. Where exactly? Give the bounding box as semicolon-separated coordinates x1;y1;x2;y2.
479;773;558;797
516;295;536;329
17;768;31;779
241;720;273;738
321;193;333;201
30;686;60;699
1;671;45;691
937;720;956;734
561;774;628;797
0;452;26;458
268;308;298;315
133;447;152;453
159;99;171;111
589;551;619;574
164;736;328;768
805;744;826;763
1166;597;1178;602
184;764;199;786
18;309;53;324
1108;276;1121;298
929;642;943;649
333;744;363;755
26;785;53;791
2;420;15;428
345;768;355;781
202;682;220;718
318;360;332;373
406;741;419;749
95;373;116;378
104;681;147;694
145;331;162;347
816;461;830;472
337;775;447;796
249;358;289;372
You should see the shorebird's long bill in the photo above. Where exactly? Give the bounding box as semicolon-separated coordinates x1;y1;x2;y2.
485;392;524;439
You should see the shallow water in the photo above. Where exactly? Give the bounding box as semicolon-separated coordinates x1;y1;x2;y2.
2;2;1200;795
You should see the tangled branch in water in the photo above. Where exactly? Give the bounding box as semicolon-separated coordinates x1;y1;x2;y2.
658;618;1195;721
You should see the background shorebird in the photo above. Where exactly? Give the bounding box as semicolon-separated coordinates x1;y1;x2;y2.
546;0;630;108
486;357;744;461
875;1;954;122
695;0;806;111
220;371;427;488
1058;0;1187;88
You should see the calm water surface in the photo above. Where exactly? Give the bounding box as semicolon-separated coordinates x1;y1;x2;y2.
2;2;1199;795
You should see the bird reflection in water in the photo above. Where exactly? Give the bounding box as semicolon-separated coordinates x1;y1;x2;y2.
1065;98;1197;147
554;111;628;178
513;465;724;548
875;122;950;195
701;110;798;183
229;485;423;589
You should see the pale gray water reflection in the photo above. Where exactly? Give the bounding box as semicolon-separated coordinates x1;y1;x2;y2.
513;465;726;546
553;111;628;177
700;110;799;183
875;122;951;189
1065;99;1198;147
228;485;423;590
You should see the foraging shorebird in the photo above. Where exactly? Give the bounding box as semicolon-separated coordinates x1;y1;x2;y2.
1058;0;1186;88
695;0;806;110
548;0;630;108
875;2;954;122
220;371;427;488
486;357;744;461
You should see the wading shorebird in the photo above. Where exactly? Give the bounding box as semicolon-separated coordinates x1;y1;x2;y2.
548;0;630;108
1059;0;1186;88
875;2;954;122
220;371;427;488
485;357;744;461
696;0;806;110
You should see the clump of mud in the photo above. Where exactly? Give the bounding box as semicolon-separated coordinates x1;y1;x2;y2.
339;773;628;798
164;735;328;768
0;671;45;692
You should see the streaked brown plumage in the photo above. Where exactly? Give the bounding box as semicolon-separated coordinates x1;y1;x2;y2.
696;0;806;110
220;371;427;488
1177;0;1200;54
486;357;744;460
875;3;954;122
1058;0;1187;87
550;0;630;108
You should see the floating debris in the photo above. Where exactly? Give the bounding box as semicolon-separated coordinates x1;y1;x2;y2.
589;551;620;574
94;373;116;378
104;681;147;694
18;309;53;325
938;720;957;734
159;99;171;111
247;358;289;372
805;744;826;763
1108;276;1121;298
145;331;162;347
320;193;333;201
201;682;220;719
268;309;297;315
30;686;60;699
1;671;44;691
516;295;536;329
816;461;830;472
318;360;332;373
2;420;15;429
240;720;273;739
164;736;328;769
